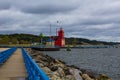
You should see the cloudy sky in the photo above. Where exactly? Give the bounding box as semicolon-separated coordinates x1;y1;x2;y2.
0;0;120;42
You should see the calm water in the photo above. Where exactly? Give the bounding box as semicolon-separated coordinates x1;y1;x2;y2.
43;48;120;80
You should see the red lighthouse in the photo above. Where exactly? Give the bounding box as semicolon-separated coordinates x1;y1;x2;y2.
55;27;65;47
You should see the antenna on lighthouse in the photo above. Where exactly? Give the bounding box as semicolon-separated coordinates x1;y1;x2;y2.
50;23;51;38
56;21;60;36
56;28;57;36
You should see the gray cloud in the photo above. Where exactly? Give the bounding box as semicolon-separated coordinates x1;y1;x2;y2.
0;1;11;10
0;0;120;42
0;0;79;14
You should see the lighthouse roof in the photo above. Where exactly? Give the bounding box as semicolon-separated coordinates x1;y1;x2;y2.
58;27;64;32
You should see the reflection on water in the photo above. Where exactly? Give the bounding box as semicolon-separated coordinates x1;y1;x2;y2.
43;48;120;80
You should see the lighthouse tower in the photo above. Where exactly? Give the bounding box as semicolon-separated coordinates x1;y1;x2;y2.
55;27;65;47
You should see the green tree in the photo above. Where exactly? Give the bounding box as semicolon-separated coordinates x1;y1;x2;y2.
11;38;18;44
0;36;9;44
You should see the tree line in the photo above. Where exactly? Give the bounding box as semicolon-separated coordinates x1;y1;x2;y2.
0;34;119;45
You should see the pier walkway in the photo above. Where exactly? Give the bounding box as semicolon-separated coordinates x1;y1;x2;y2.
0;48;27;80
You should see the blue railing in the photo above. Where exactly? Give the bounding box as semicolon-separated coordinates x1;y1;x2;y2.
0;47;17;64
22;48;50;80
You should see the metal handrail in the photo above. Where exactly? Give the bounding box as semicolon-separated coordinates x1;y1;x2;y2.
22;48;50;80
0;47;17;64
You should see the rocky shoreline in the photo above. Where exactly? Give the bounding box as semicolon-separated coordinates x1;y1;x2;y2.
26;48;112;80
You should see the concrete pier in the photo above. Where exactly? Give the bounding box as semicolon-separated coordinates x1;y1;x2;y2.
0;48;27;80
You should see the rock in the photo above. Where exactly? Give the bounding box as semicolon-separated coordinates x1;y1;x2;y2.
97;74;112;80
35;60;40;63
51;63;66;70
49;71;62;80
31;53;37;56
34;56;42;63
50;66;58;71
41;57;48;61
49;62;55;66
30;50;37;54
50;75;61;80
81;69;98;79
42;62;49;67
80;69;87;73
42;67;52;75
68;65;80;70
57;63;66;68
65;75;76;80
63;68;71;75
46;55;56;63
30;53;38;58
26;48;32;53
37;55;43;59
36;59;49;66
57;67;65;77
70;68;83;80
82;74;94;80
52;71;60;76
38;63;44;67
57;59;66;64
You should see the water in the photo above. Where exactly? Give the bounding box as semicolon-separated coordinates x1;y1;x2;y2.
43;48;120;80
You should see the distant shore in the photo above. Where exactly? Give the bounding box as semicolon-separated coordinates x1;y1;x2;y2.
0;44;118;49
